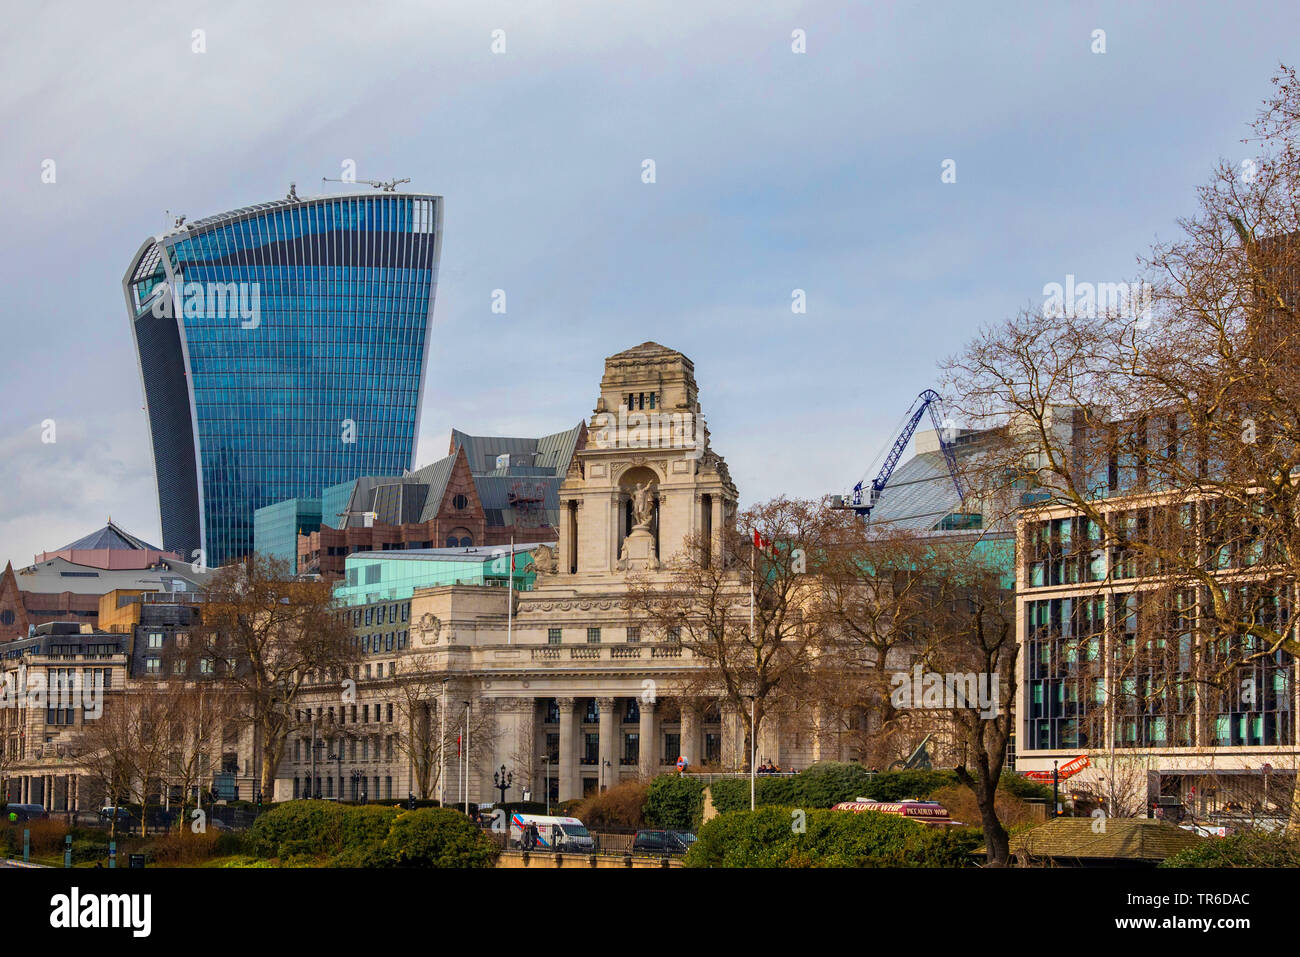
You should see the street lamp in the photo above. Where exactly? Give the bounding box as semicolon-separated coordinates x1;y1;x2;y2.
601;758;611;792
748;695;757;812
493;765;513;804
350;769;366;803
462;701;472;816
1052;759;1060;817
328;748;343;800
540;754;553;815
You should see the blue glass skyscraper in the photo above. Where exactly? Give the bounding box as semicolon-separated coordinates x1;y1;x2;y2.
123;190;442;567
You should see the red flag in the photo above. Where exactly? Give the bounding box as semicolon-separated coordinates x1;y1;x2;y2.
457;734;462;757
753;529;774;552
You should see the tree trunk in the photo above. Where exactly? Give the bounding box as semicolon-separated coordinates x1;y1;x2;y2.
980;794;1011;866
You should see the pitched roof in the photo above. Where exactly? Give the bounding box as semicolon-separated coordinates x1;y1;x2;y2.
868;451;964;531
998;818;1205;863
449;423;584;475
55;521;162;554
607;341;685;361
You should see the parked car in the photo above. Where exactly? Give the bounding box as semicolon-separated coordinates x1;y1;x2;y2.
4;804;48;822
98;806;135;825
633;829;691;854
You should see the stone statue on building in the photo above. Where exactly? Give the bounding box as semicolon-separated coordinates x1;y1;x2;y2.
631;482;656;529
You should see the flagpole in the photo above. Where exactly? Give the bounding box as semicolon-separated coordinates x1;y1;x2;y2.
750;532;756;800
507;535;514;645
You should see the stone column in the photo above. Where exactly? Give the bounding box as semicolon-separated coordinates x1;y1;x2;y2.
597;697;616;791
758;712;781;769
680;700;699;768
710;496;725;568
558;502;573;578
638;699;656;778
721;699;742;770
556;697;579;802
494;697;533;803
609;493;622;572
812;702;838;763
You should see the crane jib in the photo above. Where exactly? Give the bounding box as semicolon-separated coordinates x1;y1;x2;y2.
844;389;965;518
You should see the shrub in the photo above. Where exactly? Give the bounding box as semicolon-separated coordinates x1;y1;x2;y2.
996;773;1053;802
859;770;959;801
643;775;706;830
927;785;1041;829
341;805;400;849
796;762;876;807
709;775;799;813
1161;831;1300;868
572;780;649;831
380;809;498;868
248;800;345;858
148;830;220;865
684;806;978;868
328;841;393;868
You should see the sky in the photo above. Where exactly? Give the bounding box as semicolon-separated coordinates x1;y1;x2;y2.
0;0;1296;567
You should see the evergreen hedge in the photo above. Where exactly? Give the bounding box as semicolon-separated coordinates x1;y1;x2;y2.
684;806;980;868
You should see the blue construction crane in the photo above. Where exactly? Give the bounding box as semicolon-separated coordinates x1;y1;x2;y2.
832;389;966;519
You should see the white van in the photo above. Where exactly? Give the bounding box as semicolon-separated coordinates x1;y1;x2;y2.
509;813;595;852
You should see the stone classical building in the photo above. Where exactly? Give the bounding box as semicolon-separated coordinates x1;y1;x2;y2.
277;342;859;805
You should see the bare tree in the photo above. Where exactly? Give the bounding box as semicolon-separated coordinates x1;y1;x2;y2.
203;554;359;800
626;497;828;771
73;687;178;837
903;546;1018;865
942;65;1300;833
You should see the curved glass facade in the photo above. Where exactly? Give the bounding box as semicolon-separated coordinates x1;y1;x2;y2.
124;193;442;567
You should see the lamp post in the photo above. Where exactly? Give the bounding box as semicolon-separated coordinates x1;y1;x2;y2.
1052;759;1060;817
438;678;450;807
328;748;343;800
601;758;611;792
350;769;365;803
494;765;513;805
309;715;319;798
541;754;552;815
462;701;471;816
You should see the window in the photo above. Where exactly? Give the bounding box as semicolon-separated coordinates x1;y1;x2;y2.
453;494;468;510
666;626;681;643
548;628;562;645
175;632;189;649
626;627;641;643
147;632;164;649
663;732;680;764
386;703;393;722
145;657;161;675
587;627;601;644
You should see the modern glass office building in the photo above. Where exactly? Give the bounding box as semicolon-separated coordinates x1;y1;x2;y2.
123;191;442;567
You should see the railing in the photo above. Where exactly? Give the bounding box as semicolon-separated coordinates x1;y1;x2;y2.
521;644;687;662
